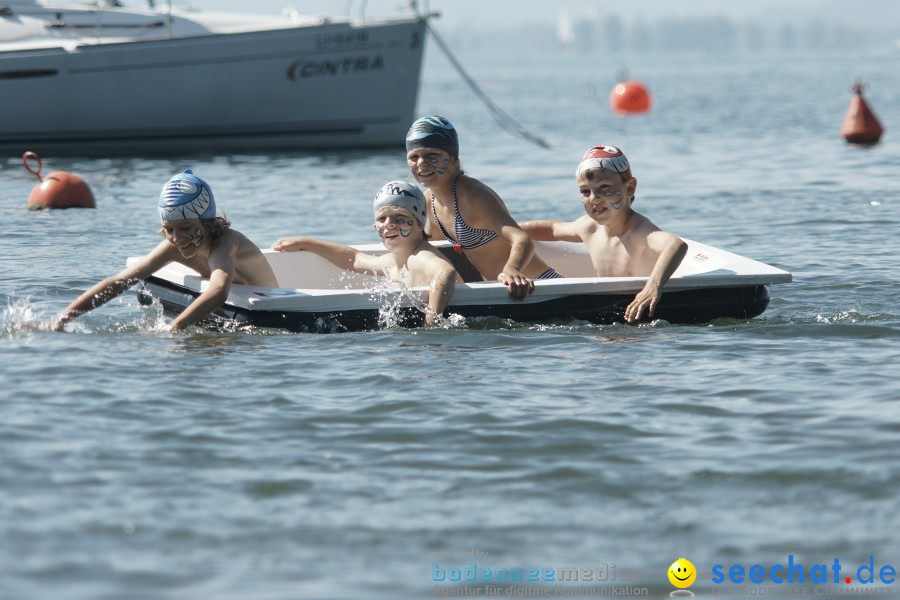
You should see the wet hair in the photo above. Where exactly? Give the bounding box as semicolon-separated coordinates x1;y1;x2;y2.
203;215;231;239
580;168;624;183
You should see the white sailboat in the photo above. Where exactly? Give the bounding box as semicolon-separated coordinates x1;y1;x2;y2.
0;1;429;155
556;8;574;48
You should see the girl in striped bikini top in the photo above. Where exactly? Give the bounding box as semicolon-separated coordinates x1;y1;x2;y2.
405;115;561;300
430;176;497;254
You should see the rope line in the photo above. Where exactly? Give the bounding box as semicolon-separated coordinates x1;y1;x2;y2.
426;22;551;150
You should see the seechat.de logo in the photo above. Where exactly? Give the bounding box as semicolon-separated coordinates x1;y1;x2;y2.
711;555;896;586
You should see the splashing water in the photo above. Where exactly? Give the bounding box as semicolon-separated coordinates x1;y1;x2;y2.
1;297;51;336
359;272;465;330
815;309;880;324
138;296;173;333
2;292;174;337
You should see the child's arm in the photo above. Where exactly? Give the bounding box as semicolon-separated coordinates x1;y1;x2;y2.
271;237;380;273
496;222;536;297
167;239;237;331
624;232;688;323
455;186;532;299
424;263;459;327
55;241;176;330
518;220;581;243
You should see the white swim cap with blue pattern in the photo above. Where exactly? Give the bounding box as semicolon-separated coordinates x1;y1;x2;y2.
158;169;216;222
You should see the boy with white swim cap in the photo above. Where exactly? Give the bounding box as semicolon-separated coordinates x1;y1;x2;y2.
56;170;277;331
372;180;429;227
520;145;687;323
273;180;460;327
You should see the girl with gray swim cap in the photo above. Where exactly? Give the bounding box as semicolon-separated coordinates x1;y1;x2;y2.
55;170;277;332
273;180;461;327
405;116;561;300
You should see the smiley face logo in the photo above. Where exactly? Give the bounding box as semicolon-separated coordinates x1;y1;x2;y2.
668;558;697;588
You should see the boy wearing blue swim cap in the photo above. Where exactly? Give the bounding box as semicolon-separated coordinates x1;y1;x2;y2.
272;180;461;327
56;170;278;331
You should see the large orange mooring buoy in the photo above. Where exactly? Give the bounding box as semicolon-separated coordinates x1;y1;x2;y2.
610;78;651;115
24;151;95;211
840;80;883;145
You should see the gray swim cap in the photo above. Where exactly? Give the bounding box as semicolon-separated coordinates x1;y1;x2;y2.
373;181;427;226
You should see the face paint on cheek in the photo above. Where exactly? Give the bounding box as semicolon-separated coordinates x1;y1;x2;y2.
610;199;623;210
433;159;450;175
191;227;205;247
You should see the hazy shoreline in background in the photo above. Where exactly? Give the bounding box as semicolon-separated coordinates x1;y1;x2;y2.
179;0;900;56
437;11;898;58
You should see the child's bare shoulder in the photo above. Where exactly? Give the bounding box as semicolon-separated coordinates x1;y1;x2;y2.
413;244;453;267
459;175;499;203
628;212;662;237
575;215;601;237
373;252;397;269
223;227;255;247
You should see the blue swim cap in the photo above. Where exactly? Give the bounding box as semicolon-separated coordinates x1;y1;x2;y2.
405;115;459;157
373;181;427;226
158;169;216;222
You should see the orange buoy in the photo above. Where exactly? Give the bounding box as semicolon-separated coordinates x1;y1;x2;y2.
610;79;651;115
24;151;95;211
840;80;883;145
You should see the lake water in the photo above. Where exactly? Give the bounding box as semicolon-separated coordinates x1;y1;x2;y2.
1;32;899;600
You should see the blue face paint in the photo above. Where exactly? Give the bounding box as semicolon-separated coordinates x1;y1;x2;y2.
183;227;204;242
375;217;415;241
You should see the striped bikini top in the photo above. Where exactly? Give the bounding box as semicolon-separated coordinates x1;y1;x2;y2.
431;178;498;253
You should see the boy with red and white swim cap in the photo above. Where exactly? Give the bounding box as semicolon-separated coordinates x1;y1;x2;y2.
520;145;687;323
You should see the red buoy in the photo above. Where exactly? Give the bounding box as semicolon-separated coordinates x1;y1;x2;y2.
610;79;651;115
840;80;883;145
23;151;95;211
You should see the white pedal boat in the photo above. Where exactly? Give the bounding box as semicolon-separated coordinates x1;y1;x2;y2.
133;239;792;332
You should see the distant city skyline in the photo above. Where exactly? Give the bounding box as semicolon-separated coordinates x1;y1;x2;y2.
176;0;898;53
184;0;899;34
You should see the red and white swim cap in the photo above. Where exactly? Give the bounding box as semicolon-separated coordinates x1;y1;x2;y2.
576;145;632;181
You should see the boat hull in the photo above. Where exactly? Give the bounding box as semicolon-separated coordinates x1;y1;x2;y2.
0;17;427;155
138;278;771;332
132;239;789;333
